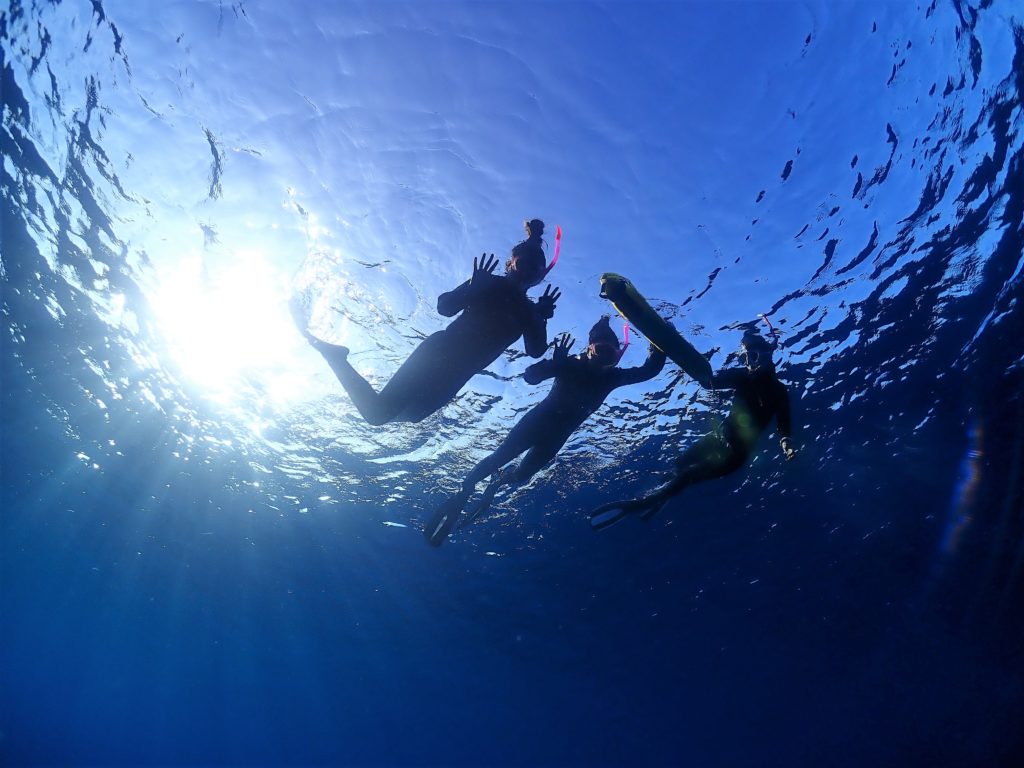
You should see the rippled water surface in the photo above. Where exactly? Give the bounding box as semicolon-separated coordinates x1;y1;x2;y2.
3;1;1023;765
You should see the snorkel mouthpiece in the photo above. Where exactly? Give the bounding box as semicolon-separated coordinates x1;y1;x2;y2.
759;313;781;349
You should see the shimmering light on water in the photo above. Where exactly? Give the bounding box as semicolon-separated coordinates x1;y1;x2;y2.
149;249;308;404
3;1;1023;765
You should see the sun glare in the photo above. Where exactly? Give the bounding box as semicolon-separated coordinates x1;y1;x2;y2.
149;250;319;407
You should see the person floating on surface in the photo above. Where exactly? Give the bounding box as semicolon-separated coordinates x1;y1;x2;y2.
589;330;796;530
425;317;667;546
292;219;560;425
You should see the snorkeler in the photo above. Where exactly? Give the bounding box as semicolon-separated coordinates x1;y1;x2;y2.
425;317;667;545
589;330;796;530
292;219;560;425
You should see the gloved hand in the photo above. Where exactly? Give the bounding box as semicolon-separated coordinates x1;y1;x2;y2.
472;253;499;283
536;285;561;319
553;333;574;362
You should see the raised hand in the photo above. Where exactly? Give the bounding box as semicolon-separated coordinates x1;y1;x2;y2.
536;285;561;319
472;253;499;282
553;333;574;361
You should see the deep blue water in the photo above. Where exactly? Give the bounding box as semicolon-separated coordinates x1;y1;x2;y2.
2;1;1023;765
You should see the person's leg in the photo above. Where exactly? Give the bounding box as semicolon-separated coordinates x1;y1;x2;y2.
462;410;547;492
460;438;563;531
427;439;528;545
639;436;747;519
291;297;402;425
426;411;544;544
458;473;509;530
510;439;563;485
319;346;403;426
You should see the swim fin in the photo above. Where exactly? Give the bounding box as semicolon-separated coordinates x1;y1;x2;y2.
589;496;664;531
457;478;503;531
638;498;666;521
424;491;470;547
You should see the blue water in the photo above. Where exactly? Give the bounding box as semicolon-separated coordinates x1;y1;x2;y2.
2;1;1023;765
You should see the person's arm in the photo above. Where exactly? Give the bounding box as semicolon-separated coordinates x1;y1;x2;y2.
613;345;667;386
437;254;498;317
522;285;561;359
524;358;556;385
775;380;796;460
709;367;747;390
522;311;548;358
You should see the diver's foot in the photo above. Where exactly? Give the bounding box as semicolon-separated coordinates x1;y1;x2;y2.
314;339;350;359
290;296;349;357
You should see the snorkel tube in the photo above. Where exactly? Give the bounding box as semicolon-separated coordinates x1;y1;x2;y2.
544;225;562;277
759;313;781;349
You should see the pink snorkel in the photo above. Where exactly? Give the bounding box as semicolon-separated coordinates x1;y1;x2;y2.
544;225;562;276
760;314;781;348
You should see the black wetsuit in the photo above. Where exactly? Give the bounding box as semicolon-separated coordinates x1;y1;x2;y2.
661;365;791;495
463;346;667;487
322;271;550;424
588;362;792;529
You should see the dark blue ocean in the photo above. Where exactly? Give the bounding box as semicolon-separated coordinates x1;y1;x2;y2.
3;1;1023;765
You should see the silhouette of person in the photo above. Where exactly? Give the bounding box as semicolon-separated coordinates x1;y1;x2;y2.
293;220;560;425
590;330;795;529
426;317;666;545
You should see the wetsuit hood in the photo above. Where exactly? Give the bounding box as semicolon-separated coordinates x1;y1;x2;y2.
740;331;775;372
506;219;548;288
589;316;620;347
587;317;621;366
507;248;546;287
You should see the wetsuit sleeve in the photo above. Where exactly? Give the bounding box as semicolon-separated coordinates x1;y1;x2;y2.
710;368;748;390
774;380;792;438
523;358;556;385
613;346;667;386
437;273;493;317
522;303;548;358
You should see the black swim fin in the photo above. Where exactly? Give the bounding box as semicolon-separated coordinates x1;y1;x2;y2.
424;491;469;547
589;496;663;531
638;498;666;521
457;479;502;531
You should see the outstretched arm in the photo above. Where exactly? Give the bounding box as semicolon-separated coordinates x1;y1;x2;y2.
709;367;748;390
613;345;668;386
437;253;498;317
